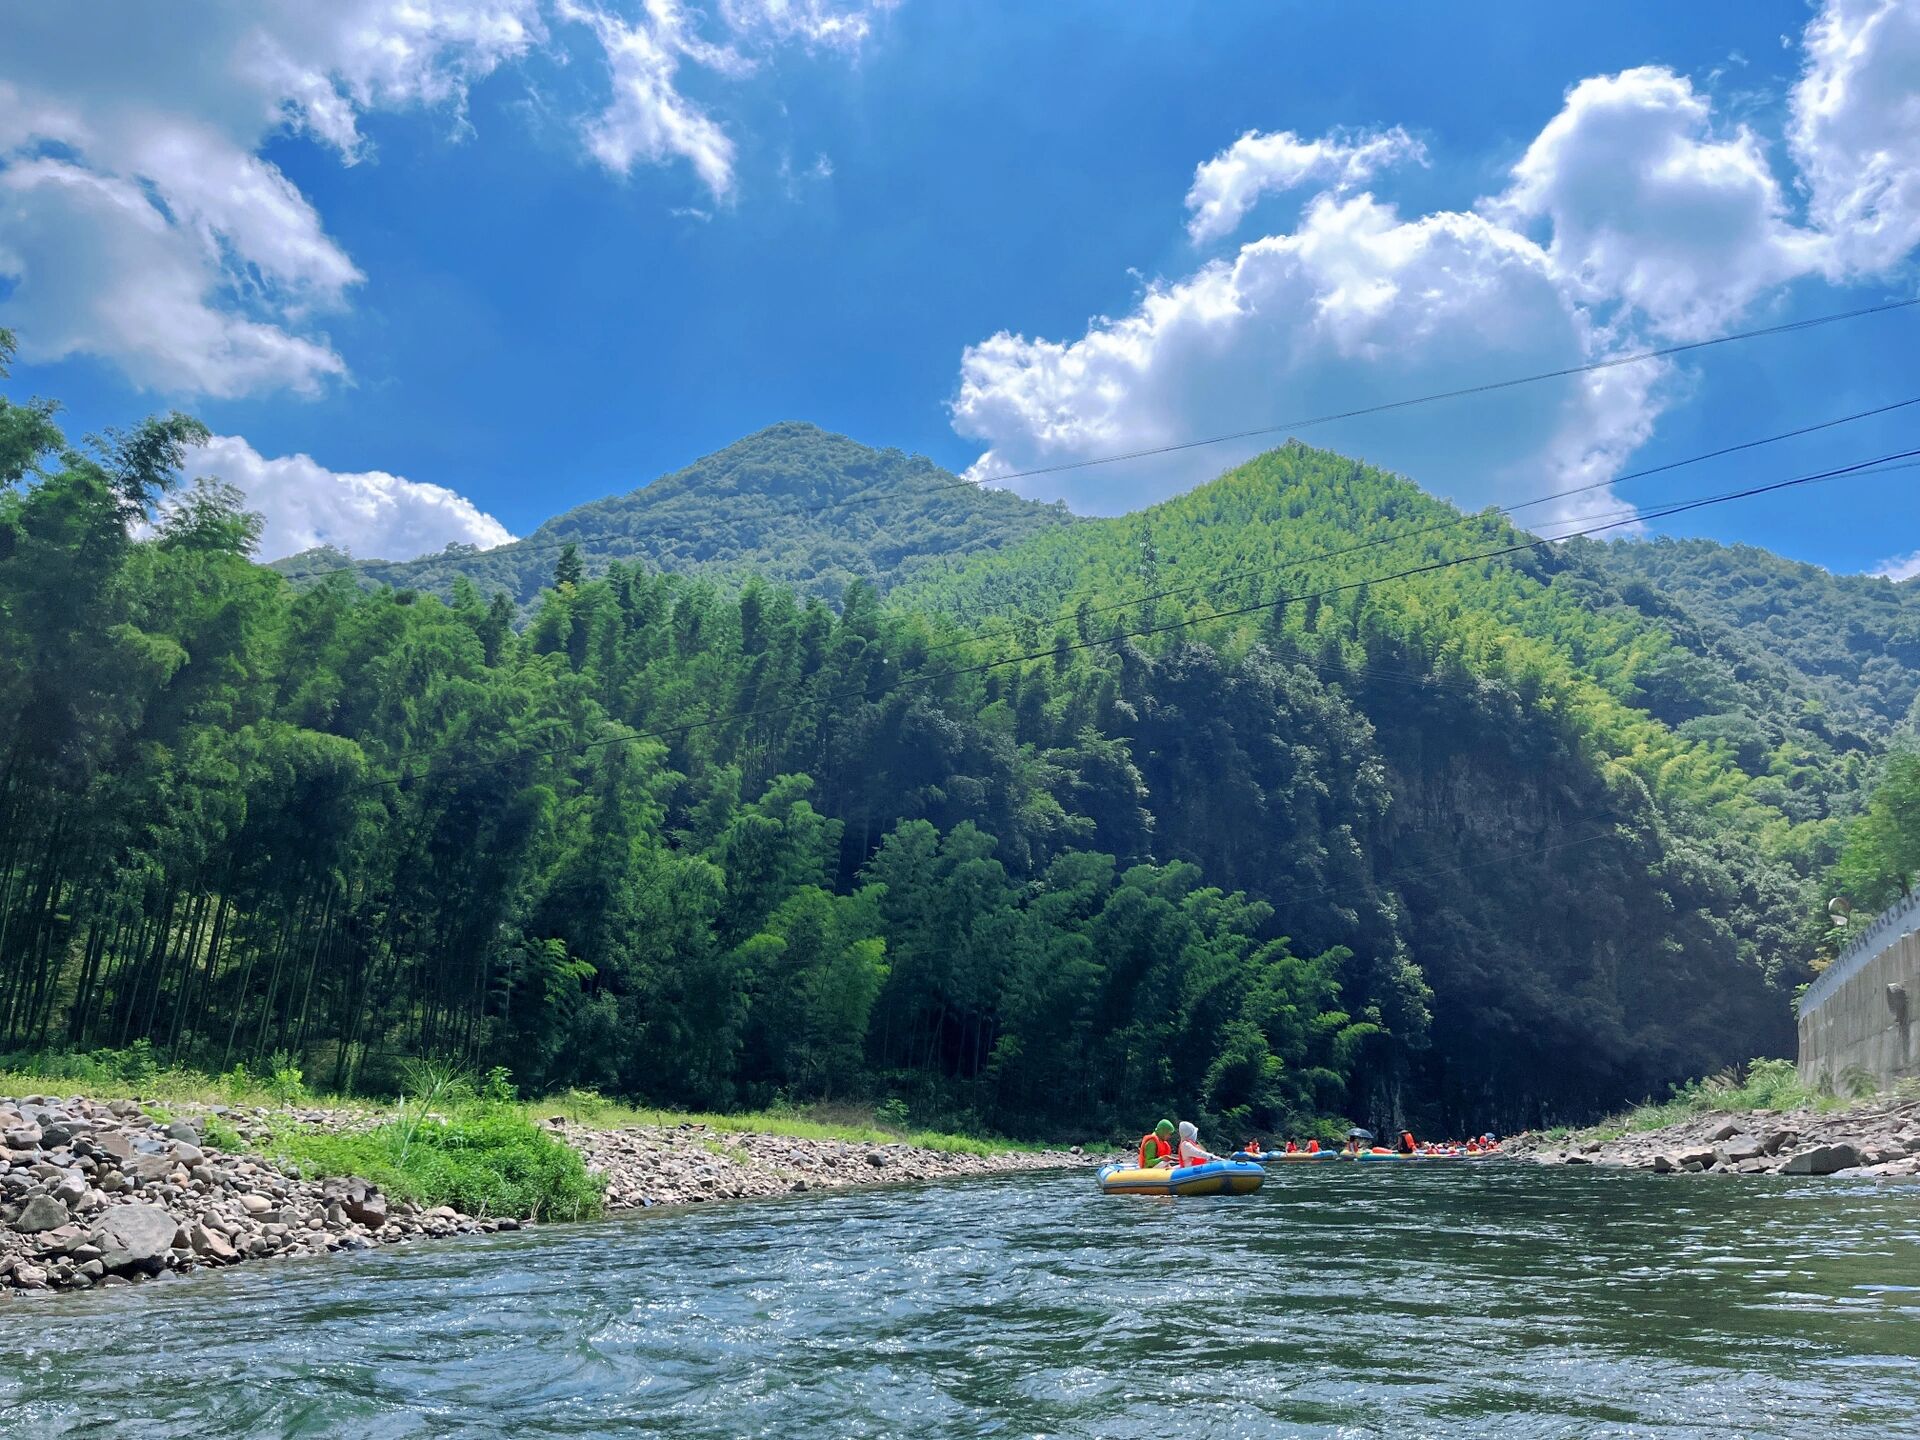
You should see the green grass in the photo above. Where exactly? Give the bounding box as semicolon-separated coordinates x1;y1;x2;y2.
1580;1058;1859;1142
533;1088;1047;1155
0;1050;1050;1162
265;1103;605;1222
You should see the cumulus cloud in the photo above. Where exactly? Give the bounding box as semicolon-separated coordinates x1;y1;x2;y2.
1185;127;1426;244
0;0;891;394
955;192;1666;520
1792;0;1920;276
185;434;516;562
1491;66;1818;340
1874;548;1920;582
0;1;541;397
952;0;1920;524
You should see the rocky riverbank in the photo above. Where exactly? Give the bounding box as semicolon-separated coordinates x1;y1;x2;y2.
1510;1094;1920;1181
559;1117;1089;1208
3;1093;1091;1298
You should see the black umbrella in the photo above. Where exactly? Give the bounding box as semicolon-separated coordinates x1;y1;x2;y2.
1348;1127;1375;1141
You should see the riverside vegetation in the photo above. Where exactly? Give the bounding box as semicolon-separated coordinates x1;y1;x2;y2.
1;1054;1085;1296
3;330;1918;1156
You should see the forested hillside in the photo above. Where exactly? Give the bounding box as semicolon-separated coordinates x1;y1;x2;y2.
1576;535;1920;741
273;423;1074;608
11;342;1904;1136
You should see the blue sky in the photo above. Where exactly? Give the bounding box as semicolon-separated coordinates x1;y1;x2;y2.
2;1;1916;576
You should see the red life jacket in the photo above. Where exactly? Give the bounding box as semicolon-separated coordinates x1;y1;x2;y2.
1305;1139;1319;1153
1138;1133;1172;1168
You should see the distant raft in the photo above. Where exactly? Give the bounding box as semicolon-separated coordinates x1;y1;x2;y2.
1097;1160;1265;1196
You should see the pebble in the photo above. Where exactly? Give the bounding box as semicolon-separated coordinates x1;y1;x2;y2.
1510;1096;1920;1181
2;1094;1093;1299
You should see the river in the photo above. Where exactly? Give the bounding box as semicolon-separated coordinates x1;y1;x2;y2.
4;1163;1917;1437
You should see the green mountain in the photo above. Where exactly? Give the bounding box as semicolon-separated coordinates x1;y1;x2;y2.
272;422;1075;607
1573;535;1920;742
9;356;1910;1137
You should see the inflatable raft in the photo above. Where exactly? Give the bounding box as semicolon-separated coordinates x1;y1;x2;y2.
1097;1159;1265;1196
1233;1150;1338;1164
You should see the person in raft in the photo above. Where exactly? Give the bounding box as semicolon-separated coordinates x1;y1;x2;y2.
1137;1119;1177;1169
1176;1121;1219;1167
1243;1137;1265;1156
1397;1129;1417;1155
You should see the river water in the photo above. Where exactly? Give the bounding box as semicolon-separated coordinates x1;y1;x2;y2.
3;1163;1917;1438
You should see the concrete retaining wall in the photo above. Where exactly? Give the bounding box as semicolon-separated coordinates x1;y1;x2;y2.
1798;891;1919;1092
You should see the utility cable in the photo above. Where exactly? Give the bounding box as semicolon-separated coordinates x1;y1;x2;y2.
339;295;1920;575
357;443;1920;791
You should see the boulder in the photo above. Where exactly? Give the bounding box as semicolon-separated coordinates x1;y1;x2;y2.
1760;1129;1797;1157
1674;1146;1717;1169
1712;1121;1742;1142
10;1263;48;1289
165;1119;202;1145
93;1131;134;1162
190;1223;238;1262
1715;1135;1765;1164
11;1195;70;1233
238;1193;273;1215
1783;1143;1862;1176
865;1150;889;1169
91;1203;180;1272
342;1192;388;1228
3;1124;43;1149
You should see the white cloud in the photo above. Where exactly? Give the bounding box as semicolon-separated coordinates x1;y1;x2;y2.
186;434;516;562
719;0;899;50
1874;548;1920;582
955;192;1666;522
0;0;888;395
1792;0;1920;276
1491;66;1818;340
1185;127;1426;244
558;0;740;199
952;1;1920;524
0;1;542;397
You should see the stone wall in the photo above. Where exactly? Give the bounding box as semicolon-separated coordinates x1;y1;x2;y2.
1798;892;1919;1092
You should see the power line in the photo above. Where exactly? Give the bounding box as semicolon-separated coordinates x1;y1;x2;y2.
360;442;1920;791
910;395;1920;661
365;399;1920;770
338;294;1920;577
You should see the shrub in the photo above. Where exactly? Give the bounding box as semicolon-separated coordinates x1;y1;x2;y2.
269;1102;604;1222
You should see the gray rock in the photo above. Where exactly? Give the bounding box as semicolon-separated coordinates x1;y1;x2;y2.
1760;1129;1797;1156
1716;1135;1765;1164
92;1203;180;1271
169;1141;204;1166
165;1120;202;1145
3;1124;43;1149
11;1195;69;1232
1783;1143;1861;1176
1712;1121;1742;1142
865;1150;888;1169
343;1193;387;1228
10;1263;47;1289
93;1131;134;1162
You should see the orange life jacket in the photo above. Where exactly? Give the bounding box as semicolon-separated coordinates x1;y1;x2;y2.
1138;1133;1172;1168
1399;1131;1416;1154
1285;1140;1299;1153
1305;1139;1319;1153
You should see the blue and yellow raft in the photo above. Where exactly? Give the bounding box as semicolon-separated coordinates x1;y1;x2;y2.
1096;1159;1265;1196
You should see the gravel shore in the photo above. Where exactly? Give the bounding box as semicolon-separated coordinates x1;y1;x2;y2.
2;1093;1090;1298
1509;1094;1920;1181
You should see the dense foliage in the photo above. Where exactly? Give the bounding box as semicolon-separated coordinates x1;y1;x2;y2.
273;422;1075;608
1830;751;1920;914
6;360;1883;1136
1578;534;1920;742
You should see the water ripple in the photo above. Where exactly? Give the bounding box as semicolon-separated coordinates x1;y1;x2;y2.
1;1168;1916;1437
